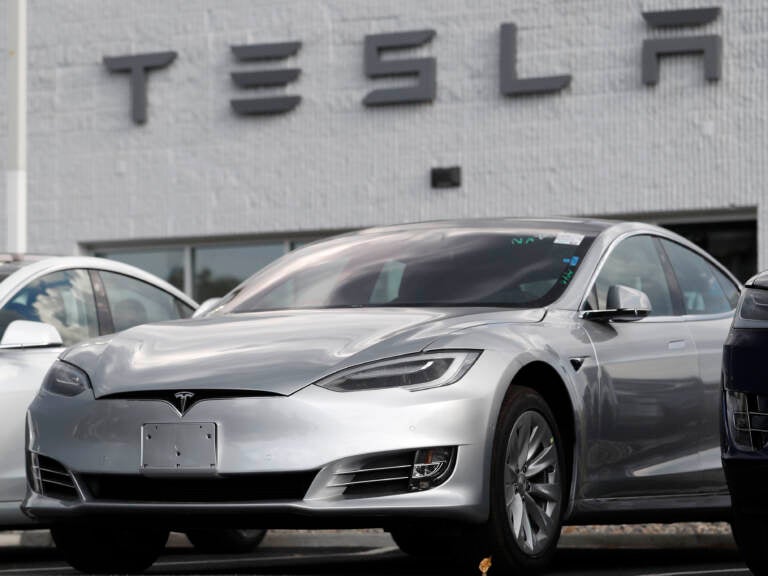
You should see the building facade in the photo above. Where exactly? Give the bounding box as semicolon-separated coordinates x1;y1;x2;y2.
0;0;764;298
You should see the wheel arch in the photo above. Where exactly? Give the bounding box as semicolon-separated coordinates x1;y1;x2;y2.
503;360;577;519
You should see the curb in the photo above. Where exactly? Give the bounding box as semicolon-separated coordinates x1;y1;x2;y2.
3;528;738;551
558;532;736;550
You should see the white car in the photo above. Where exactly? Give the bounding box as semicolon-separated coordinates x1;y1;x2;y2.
0;255;196;528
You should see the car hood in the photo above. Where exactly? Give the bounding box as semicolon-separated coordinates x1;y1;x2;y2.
62;307;545;397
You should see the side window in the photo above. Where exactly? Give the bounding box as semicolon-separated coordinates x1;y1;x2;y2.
370;261;406;303
592;235;675;316
100;271;185;333
660;239;737;315
0;269;98;346
176;300;195;319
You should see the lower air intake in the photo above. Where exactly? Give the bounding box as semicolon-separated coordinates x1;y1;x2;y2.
31;454;80;501
80;471;317;502
330;452;416;498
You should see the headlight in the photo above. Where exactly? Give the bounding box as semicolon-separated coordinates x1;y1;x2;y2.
315;351;481;392
42;361;91;397
735;288;768;327
725;389;753;451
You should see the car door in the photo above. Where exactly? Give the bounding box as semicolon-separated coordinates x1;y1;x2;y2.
658;238;740;491
581;234;703;498
0;269;99;504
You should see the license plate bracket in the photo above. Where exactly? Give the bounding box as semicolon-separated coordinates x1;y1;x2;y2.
141;422;217;473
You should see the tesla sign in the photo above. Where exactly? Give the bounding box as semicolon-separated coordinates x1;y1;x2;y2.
103;7;722;125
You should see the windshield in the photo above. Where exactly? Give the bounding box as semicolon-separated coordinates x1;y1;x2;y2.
218;227;596;313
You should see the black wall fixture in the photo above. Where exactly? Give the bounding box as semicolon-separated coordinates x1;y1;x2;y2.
431;166;461;188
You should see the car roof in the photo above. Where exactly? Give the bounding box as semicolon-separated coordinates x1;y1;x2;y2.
0;255;197;309
352;217;616;237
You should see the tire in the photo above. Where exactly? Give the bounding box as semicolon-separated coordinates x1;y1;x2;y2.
51;525;168;574
486;386;566;574
185;528;267;554
731;511;768;575
389;523;467;557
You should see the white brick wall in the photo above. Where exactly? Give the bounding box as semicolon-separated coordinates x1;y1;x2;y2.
5;0;767;265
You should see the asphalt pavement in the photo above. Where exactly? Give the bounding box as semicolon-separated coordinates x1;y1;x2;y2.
0;529;751;576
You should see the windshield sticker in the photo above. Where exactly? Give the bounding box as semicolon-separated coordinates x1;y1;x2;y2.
560;268;575;286
511;236;538;246
562;256;580;266
554;232;584;246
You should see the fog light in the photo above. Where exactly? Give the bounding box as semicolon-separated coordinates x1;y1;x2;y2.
726;390;754;451
409;447;456;491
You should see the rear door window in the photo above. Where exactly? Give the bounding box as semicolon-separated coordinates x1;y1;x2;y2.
660;239;737;315
99;271;188;332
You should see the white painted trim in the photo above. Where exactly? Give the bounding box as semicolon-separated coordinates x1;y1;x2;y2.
5;170;27;253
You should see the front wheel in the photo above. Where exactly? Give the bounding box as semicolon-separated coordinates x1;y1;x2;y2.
51;525;168;574
732;511;768;575
487;386;566;573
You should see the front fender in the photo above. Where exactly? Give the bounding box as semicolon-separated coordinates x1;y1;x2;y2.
425;311;596;520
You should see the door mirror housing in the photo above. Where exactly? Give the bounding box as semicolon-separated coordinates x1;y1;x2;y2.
582;285;652;322
192;297;222;318
0;320;63;348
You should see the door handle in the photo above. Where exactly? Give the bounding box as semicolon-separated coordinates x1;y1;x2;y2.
668;340;686;350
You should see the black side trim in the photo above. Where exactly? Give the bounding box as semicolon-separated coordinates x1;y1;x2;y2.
89;270;115;335
653;236;686;317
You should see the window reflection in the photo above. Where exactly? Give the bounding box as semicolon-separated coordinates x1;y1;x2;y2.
100;271;189;332
193;244;285;301
1;270;98;346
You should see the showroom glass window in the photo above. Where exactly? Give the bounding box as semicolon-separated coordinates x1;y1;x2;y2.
0;270;98;346
96;240;306;300
100;271;194;332
660;239;739;315
590;235;675;316
193;243;284;301
95;249;185;291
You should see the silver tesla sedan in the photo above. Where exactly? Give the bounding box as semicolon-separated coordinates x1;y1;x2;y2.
24;219;740;574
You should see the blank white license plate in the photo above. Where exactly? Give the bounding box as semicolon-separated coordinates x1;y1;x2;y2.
141;423;217;473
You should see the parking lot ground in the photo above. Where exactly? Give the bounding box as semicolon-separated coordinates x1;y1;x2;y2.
0;529;749;576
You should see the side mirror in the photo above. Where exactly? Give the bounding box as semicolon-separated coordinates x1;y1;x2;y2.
582;285;652;322
0;320;63;348
192;297;222;319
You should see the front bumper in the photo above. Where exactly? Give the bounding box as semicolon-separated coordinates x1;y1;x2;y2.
721;386;768;515
24;352;508;527
723;458;768;515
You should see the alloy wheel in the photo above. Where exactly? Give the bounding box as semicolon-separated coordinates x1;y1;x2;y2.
504;409;561;555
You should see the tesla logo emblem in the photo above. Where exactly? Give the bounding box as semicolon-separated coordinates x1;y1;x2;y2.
173;391;195;416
